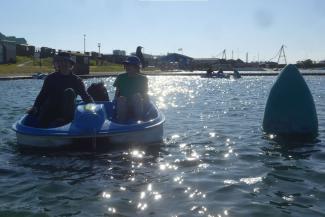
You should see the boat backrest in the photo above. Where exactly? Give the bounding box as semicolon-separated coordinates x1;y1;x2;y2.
71;104;107;132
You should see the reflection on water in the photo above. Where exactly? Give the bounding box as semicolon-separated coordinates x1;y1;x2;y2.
0;76;324;216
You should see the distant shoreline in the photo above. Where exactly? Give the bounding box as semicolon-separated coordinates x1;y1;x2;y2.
1;71;325;80
1;55;325;79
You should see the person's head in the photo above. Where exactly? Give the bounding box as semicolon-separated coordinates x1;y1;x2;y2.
123;56;141;74
87;82;109;101
136;46;143;53
53;52;75;75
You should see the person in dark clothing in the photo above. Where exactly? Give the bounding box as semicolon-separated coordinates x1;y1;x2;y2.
217;67;224;76
28;52;94;127
206;67;214;76
87;82;109;101
136;46;146;69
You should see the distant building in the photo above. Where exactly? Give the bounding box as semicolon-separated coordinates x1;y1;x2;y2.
259;61;278;68
113;50;126;56
0;40;16;64
158;53;193;70
40;47;55;58
91;52;100;59
192;58;258;70
0;33;6;41
68;52;90;75
0;32;27;44
193;58;222;65
0;32;29;63
0;43;4;64
16;44;35;57
192;58;228;70
130;52;157;67
102;54;126;64
5;36;27;45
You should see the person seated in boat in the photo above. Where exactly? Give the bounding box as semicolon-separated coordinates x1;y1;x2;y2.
233;69;241;78
113;56;148;123
87;82;109;102
206;67;214;77
28;52;94;127
217;68;224;77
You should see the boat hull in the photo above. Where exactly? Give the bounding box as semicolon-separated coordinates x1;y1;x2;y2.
16;123;163;148
13;101;165;148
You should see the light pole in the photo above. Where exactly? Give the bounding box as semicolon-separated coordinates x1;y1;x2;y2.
83;34;86;54
98;43;101;56
97;43;101;66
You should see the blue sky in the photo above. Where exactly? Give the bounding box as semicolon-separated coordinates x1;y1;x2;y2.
1;0;325;63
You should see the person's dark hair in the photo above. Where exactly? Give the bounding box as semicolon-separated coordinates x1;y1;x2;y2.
87;82;109;101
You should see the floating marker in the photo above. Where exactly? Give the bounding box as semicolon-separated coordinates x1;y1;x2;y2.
263;64;318;138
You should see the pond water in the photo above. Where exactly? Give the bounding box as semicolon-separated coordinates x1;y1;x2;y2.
0;75;324;217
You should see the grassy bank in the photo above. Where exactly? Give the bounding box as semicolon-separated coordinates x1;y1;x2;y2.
90;64;124;73
0;56;125;77
0;56;52;76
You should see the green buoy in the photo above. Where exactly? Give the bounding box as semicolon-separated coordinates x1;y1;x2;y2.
263;64;318;138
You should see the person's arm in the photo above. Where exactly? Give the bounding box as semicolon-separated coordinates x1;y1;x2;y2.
31;76;50;113
76;78;94;103
113;75;121;99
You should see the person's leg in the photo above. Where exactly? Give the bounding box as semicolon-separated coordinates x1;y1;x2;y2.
130;93;144;121
37;99;58;128
116;96;128;123
61;88;76;123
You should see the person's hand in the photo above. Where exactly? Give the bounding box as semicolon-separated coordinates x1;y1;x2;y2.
27;106;37;115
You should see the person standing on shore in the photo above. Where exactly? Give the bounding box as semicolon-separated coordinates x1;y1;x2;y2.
113;56;148;123
28;52;94;127
136;46;146;68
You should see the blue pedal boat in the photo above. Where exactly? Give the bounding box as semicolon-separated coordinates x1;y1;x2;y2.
12;101;165;148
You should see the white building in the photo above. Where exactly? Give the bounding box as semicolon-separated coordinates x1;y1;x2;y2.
113;50;126;56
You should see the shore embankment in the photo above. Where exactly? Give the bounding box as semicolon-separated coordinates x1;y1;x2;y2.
1;71;325;80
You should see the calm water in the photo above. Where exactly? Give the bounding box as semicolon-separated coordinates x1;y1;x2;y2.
0;75;324;217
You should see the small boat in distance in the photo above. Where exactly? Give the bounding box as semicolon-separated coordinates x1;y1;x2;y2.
32;72;47;79
232;69;241;79
201;67;230;78
12;100;165;148
200;73;230;79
